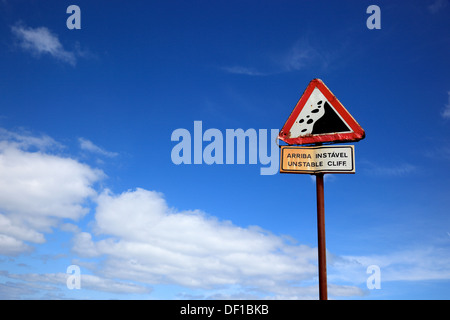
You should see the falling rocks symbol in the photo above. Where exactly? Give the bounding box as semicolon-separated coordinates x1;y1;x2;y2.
311;100;351;134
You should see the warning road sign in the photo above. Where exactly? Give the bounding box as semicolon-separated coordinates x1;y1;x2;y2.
278;79;365;145
277;79;365;300
280;145;355;174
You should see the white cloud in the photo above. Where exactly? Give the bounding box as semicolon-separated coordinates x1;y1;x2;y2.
10;23;88;66
221;66;268;76
361;160;417;177
333;246;450;285
5;128;446;299
71;187;365;298
2;128;352;298
221;37;329;76
0;234;33;256
279;38;326;72
0;129;367;298
0;129;103;255
0;128;60;151
0;144;101;219
1;271;150;298
441;91;450;119
428;0;448;14
80;274;151;294
78;138;118;158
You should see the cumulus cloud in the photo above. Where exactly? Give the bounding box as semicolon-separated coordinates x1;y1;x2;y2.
0;129;103;255
0;128;366;298
71;188;351;298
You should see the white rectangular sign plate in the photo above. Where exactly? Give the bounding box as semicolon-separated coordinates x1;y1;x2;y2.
280;145;355;174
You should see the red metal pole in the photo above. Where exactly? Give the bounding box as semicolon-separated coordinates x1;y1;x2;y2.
316;173;328;300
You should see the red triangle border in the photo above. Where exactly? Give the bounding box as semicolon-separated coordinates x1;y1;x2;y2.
278;79;365;145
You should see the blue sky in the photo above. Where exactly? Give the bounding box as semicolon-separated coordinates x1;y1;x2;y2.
0;0;449;300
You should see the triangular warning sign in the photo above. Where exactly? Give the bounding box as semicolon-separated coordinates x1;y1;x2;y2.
278;79;365;145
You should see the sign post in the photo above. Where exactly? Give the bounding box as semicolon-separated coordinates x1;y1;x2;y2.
278;79;365;300
315;172;327;300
